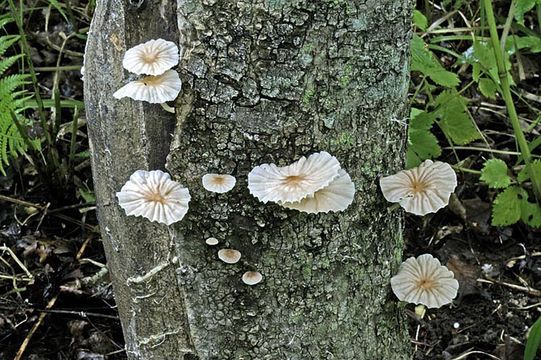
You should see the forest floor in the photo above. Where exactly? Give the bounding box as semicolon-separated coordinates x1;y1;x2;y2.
1;0;541;359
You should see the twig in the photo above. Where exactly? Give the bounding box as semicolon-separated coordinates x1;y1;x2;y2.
14;294;59;360
0;245;33;279
450;350;500;360
36;308;119;320
0;194;43;209
477;278;541;297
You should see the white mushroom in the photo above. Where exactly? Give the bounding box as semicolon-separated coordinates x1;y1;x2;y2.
116;170;190;225
391;254;459;309
248;151;341;203
280;169;355;213
379;160;457;216
205;237;219;246
242;271;263;286
217;249;241;264
123;39;179;76
202;174;236;193
113;70;182;104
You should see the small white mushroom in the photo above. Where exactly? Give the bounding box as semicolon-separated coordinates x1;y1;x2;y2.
242;271;263;286
217;249;241;264
123;39;179;76
280;169;355;213
379;160;457;216
113;70;182;104
391;254;459;309
116;170;190;225
248;151;341;204
205;237;219;246
202;174;236;193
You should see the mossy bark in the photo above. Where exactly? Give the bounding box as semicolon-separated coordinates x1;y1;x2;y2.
85;0;413;359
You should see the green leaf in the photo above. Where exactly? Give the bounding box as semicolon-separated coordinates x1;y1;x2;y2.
492;186;527;226
425;68;460;88
408;129;441;161
411;35;459;88
521;201;541;228
517;160;541;183
413;10;428;31
515;0;537;25
480;159;511;189
506;36;541;54
518;166;530;183
410;109;435;130
478;77;498;99
467;41;514;86
406;110;441;168
525;315;541;360
434;90;482;145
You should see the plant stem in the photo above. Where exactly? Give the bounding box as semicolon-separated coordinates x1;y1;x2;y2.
7;0;52;149
482;0;541;201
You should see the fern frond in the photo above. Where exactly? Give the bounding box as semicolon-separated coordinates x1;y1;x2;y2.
0;35;21;57
0;74;29;99
0;14;15;29
0;54;23;77
0;12;37;175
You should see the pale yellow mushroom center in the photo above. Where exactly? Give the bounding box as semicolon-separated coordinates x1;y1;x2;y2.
283;175;306;186
222;249;237;258
141;75;163;87
211;176;226;186
141;51;159;64
410;179;427;194
144;191;166;204
417;278;434;290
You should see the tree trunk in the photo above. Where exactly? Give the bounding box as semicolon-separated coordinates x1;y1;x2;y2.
84;0;412;359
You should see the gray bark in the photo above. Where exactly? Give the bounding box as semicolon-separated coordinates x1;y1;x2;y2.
84;0;412;359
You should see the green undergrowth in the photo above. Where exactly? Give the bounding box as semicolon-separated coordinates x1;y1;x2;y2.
0;13;39;175
409;0;541;228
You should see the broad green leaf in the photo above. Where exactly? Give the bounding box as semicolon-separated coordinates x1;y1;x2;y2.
492;186;527;226
406;110;441;168
517;160;541;183
413;10;428;31
506;36;541;54
411;35;459;88
434;90;481;145
478;77;498;99
525;315;541;360
518;165;530;183
425;68;460;88
515;0;537;25
521;201;541;228
408;128;441;162
468;41;514;86
406;148;422;169
480;159;511;189
410;109;436;130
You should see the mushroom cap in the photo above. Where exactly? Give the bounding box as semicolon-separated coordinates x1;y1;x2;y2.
113;70;182;103
242;271;263;286
217;249;241;264
391;254;459;309
248;151;341;203
205;237;219;246
379;160;457;216
116;170;190;225
280;169;355;213
202;174;236;193
123;39;179;76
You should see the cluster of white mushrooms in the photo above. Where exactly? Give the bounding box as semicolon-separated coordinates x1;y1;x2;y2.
112;39;460;305
248;151;355;213
113;39;182;112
